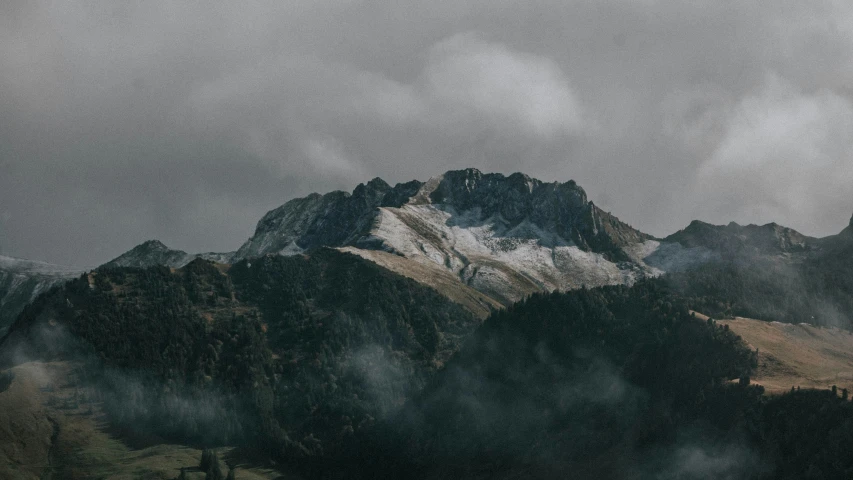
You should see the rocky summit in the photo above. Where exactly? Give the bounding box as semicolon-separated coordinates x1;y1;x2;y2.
100;240;235;270
233;169;681;304
92;169;853;311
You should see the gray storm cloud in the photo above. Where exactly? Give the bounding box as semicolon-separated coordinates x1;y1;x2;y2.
2;0;852;265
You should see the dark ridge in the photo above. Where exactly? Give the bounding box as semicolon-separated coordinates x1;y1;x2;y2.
665;219;814;255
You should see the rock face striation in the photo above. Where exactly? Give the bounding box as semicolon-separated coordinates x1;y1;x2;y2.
0;256;82;337
234;169;665;304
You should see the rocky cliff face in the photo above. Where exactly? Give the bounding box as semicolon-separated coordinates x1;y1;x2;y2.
235;169;660;304
233;178;397;259
237;169;650;261
0;256;82;337
104;170;847;309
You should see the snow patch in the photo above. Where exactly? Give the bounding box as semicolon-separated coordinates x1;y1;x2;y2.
371;204;651;303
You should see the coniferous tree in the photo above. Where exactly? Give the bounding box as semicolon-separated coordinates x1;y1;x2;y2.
200;448;213;471
205;450;224;480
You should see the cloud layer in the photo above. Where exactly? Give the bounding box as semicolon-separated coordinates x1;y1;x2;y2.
2;0;852;264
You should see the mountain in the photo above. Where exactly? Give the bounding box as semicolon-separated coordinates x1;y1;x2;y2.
0;256;82;338
661;214;853;327
98;169;730;309
100;239;234;269
0;249;480;466
665;220;815;256
3;171;853;477
4;258;853;479
82;170;853;325
234;169;674;304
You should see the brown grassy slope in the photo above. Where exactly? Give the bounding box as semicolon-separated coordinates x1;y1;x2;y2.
0;361;300;480
338;247;504;317
693;313;853;394
0;362;54;480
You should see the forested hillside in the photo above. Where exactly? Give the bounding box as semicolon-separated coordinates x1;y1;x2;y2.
4;250;853;478
374;281;763;478
361;282;853;479
0;249;479;466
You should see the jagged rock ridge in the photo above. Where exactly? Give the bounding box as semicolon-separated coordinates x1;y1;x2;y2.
104;169;851;310
664;220;815;256
235;169;664;304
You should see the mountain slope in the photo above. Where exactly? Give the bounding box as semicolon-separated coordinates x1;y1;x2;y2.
708;314;853;395
0;256;82;337
235;169;663;304
664;213;853;327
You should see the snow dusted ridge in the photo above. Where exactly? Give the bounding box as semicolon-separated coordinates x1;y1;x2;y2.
0;256;84;337
234;168;716;305
366;204;636;303
98;169;725;308
0;255;82;276
99;240;235;269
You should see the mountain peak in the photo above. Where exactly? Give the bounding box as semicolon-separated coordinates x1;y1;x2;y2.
668;219;812;254
101;240;192;269
234;169;652;303
138;239;170;251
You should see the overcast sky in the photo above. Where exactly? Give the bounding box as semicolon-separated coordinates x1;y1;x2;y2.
2;1;853;266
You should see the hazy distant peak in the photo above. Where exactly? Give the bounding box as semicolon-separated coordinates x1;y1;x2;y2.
100;240;234;270
666;218;814;255
0;255;81;276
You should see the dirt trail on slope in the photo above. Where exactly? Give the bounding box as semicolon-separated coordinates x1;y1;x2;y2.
698;313;853;394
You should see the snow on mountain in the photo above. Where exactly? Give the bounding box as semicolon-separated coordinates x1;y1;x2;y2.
100;240;234;269
103;169;778;308
0;256;83;337
234;169;696;304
